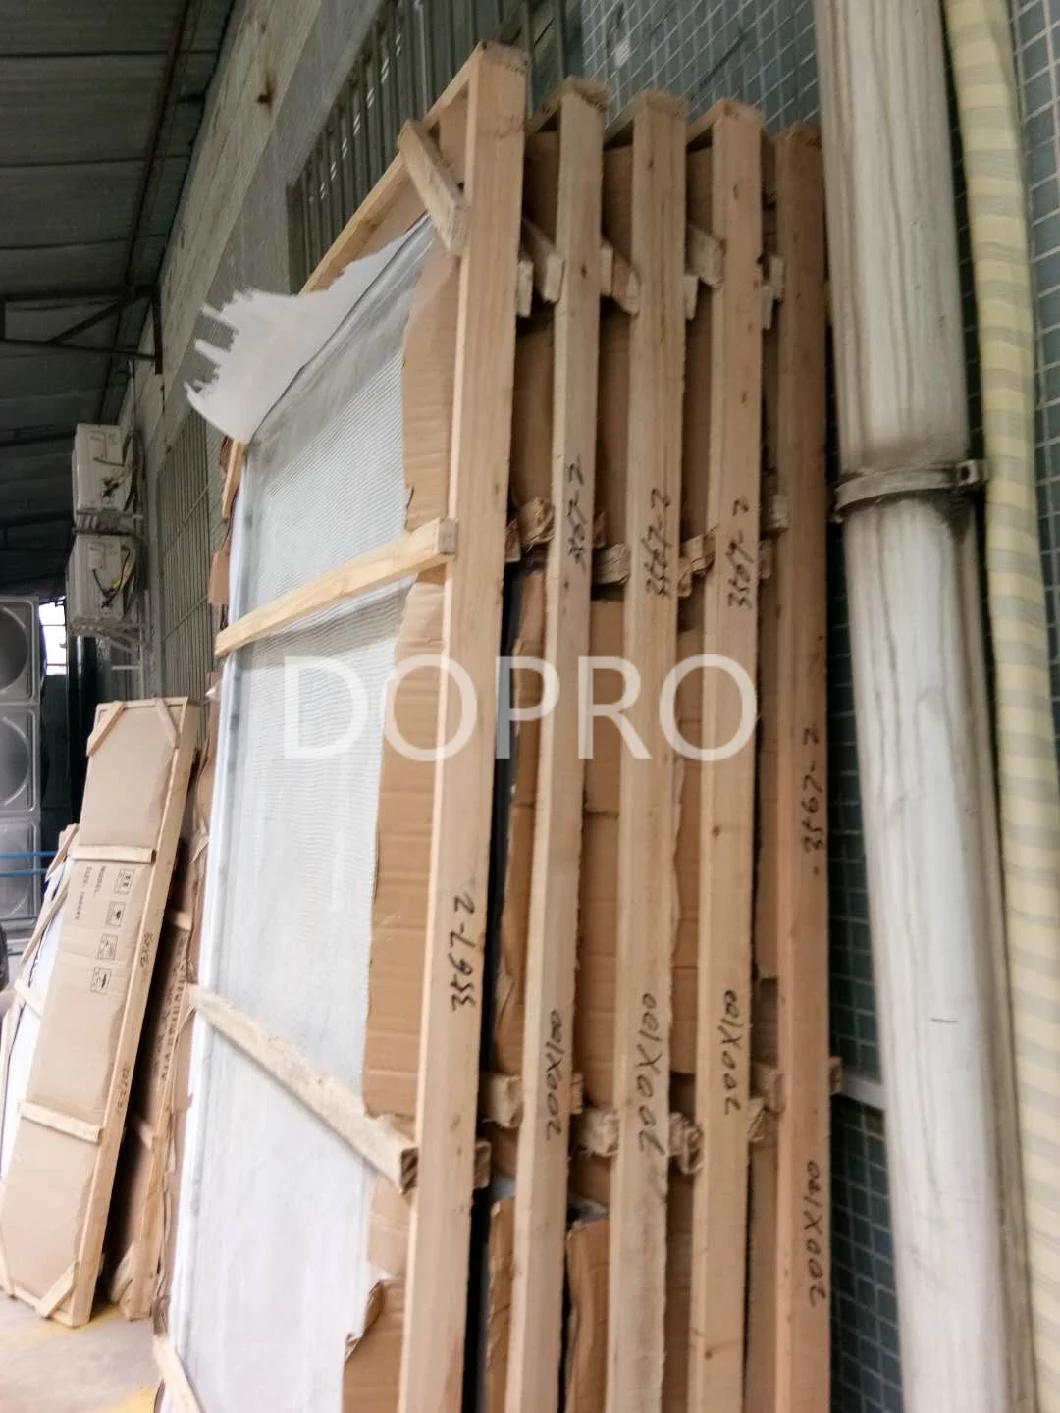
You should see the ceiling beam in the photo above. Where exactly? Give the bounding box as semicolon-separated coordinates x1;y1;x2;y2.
97;0;207;412
0;284;154;307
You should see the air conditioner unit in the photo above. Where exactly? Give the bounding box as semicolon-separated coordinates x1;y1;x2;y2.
66;533;140;639
72;423;136;529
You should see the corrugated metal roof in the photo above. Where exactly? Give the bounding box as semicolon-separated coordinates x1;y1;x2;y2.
0;1;231;56
0;0;237;594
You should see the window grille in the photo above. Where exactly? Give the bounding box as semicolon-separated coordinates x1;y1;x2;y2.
288;0;576;285
157;412;213;700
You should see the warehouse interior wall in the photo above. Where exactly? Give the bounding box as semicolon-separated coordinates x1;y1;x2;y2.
115;0;384;700
115;1;1060;1409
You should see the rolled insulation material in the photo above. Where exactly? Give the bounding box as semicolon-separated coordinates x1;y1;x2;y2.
944;3;1060;1406
815;2;1031;1408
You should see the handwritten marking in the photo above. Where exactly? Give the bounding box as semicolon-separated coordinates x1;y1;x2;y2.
800;724;825;854
717;988;745;1115
564;458;589;568
803;1158;828;1307
724;496;755;609
635;991;666;1155
544;1008;566;1138
448;889;478;1011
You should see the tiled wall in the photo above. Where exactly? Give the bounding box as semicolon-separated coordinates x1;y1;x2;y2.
1013;0;1060;733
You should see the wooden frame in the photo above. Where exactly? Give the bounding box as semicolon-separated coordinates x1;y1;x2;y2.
684;101;763;1412
605;91;687;1409
504;79;606;1413
165;44;527;1413
759;126;829;1413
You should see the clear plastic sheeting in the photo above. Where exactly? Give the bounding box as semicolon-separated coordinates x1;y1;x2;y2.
171;219;433;1413
0;858;71;1179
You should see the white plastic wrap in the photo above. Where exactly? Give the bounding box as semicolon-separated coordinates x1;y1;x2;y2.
0;857;72;1179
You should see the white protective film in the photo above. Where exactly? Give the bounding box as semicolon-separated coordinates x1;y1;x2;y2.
0;858;71;1179
172;219;433;1413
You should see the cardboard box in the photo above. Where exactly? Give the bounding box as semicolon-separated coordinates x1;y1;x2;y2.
0;699;198;1325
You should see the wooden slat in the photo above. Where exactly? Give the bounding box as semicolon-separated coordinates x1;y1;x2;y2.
762;127;829;1413
745;1122;778;1413
686;221;722;288
221;441;244;520
20;1103;102;1145
187;985;417;1192
606;91;686;1410
398;119;470;255
84;702;126;756
520;216;565;303
154;1332;203;1413
686;100;763;1412
397;44;526;1413
215;518;457;658
505;85;605;1413
603;240;641;315
71;845;155;864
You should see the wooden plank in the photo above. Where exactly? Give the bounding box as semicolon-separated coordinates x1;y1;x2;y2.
397;44;526;1413
70;844;156;864
504;84;604;1413
20;1103;102;1145
221;441;244;519
85;701;126;756
484;1199;515;1409
744;1120;778;1413
566;1218;610;1411
606;91;686;1411
686;100;763;1412
398;119;470;256
154;1332;203;1413
687;221;722;287
215;517;457;658
520;217;565;303
603;240;641;315
188;984;417;1192
762;128;829;1413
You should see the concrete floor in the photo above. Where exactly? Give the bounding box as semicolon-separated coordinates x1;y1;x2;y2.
0;1296;156;1413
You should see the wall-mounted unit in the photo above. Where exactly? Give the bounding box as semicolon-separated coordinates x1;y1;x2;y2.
66;534;140;639
72;423;137;531
0;599;39;703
